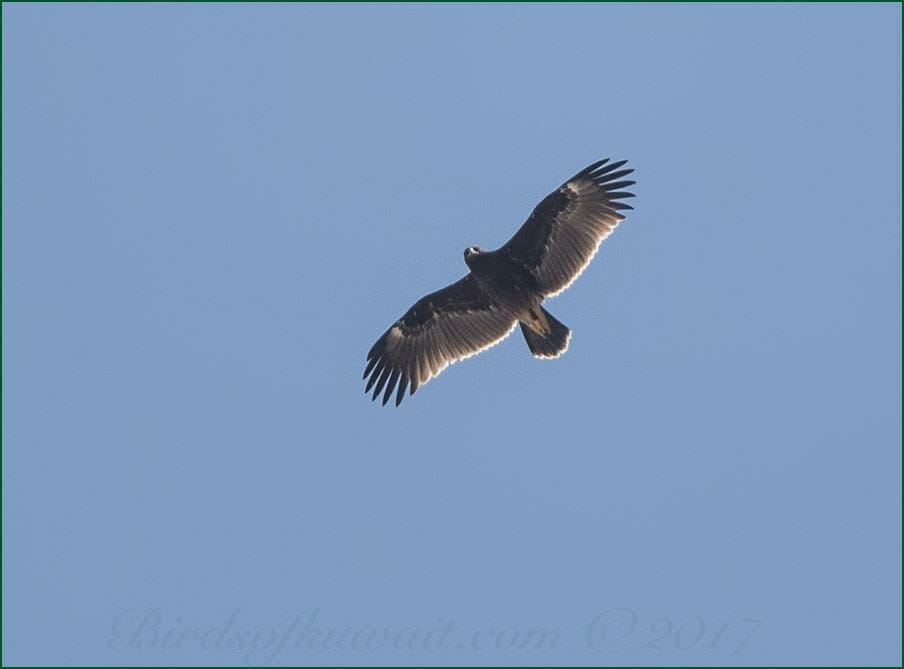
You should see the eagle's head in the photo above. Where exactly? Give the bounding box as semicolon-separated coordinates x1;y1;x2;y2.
464;245;482;265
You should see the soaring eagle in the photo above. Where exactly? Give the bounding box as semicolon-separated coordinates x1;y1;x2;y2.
364;158;635;406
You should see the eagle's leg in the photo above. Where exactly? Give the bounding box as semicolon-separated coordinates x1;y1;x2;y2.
522;306;551;336
518;306;572;359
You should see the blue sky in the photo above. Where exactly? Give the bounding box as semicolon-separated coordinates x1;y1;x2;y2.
3;3;901;665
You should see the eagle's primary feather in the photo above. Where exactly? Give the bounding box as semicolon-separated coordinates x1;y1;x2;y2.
364;158;635;406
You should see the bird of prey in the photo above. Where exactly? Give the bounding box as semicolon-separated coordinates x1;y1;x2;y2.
364;158;635;406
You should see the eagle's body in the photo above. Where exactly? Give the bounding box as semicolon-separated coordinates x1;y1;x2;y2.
364;158;635;406
465;247;539;316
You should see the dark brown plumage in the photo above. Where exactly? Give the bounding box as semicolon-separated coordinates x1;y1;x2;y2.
364;158;635;406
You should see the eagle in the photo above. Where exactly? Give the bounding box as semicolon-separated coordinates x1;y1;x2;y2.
364;158;635;406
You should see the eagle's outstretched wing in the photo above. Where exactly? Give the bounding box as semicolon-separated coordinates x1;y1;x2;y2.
364;275;517;406
500;159;635;297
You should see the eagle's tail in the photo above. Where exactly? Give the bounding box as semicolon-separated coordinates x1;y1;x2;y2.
520;307;572;359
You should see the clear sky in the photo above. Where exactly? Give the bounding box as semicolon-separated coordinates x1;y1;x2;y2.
3;3;901;666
